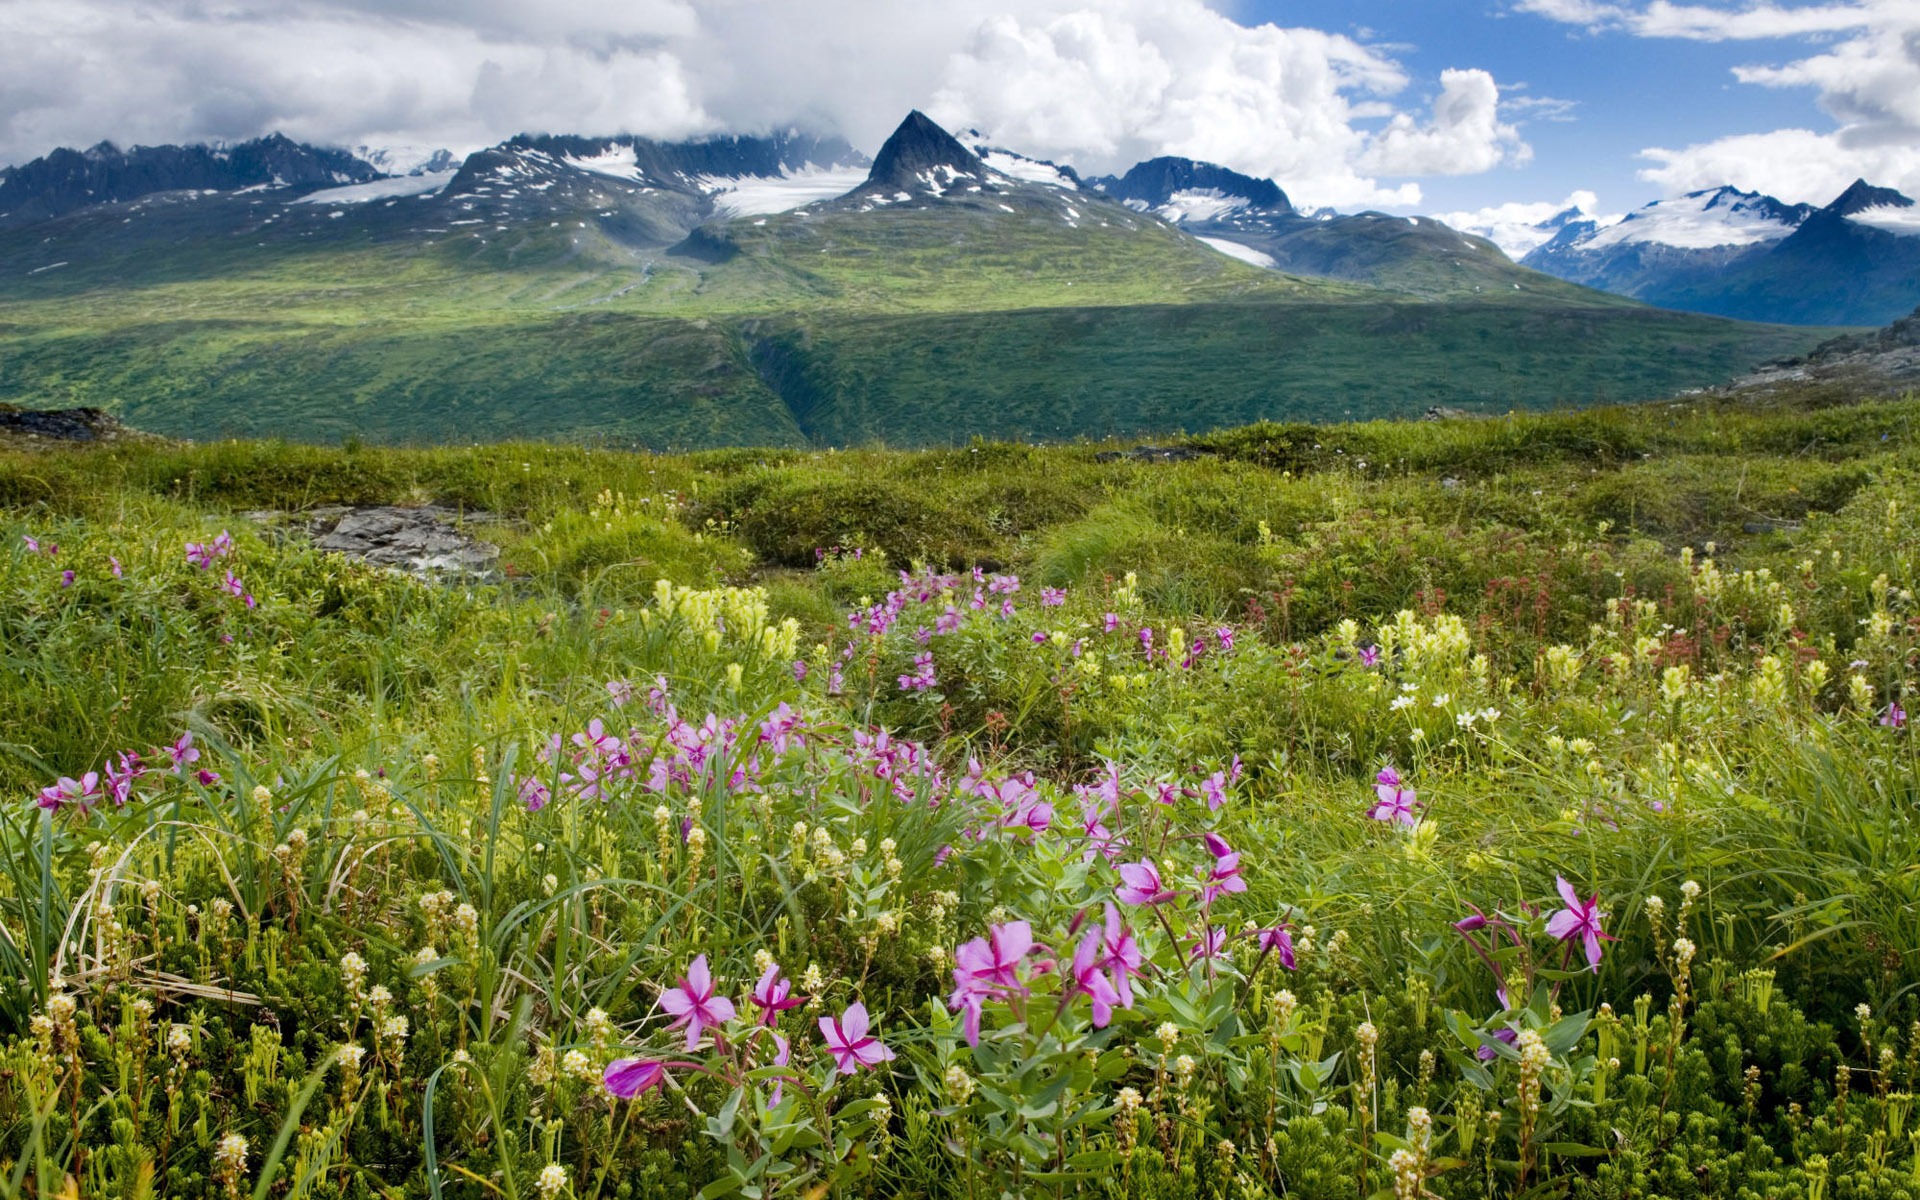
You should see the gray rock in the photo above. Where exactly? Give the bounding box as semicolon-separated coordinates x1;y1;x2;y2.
251;504;502;579
0;405;158;445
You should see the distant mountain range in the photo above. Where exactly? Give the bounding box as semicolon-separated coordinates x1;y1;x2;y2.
1081;156;1563;301
0;113;1837;447
0;134;383;227
1515;181;1920;326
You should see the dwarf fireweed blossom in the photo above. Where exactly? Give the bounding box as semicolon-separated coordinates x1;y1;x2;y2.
1070;928;1123;1027
1882;702;1908;729
1188;926;1231;963
1369;767;1419;826
37;772;99;812
517;776;551;813
1078;800;1123;863
1116;859;1178;906
185;532;232;571
819;1003;894;1074
898;652;937;692
949;921;1033;1044
1257;926;1297;970
751;964;803;1025
603;1058;668;1099
105;752;144;807
1198;844;1247;905
1201;771;1230;812
1098;904;1145;1003
1546;876;1612;972
165;733;199;776
660;954;735;1049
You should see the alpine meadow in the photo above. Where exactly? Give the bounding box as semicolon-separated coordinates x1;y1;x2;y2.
7;6;1920;1199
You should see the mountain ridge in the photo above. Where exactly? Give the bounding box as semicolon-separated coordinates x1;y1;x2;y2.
0;112;1838;449
1522;180;1920;325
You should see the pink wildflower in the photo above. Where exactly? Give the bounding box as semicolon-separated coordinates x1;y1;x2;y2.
603;1058;668;1099
818;1003;894;1074
750;964;803;1025
1257;926;1297;970
1115;859;1177;907
1544;876;1611;972
37;772;99;812
1069;928;1123;1027
660;954;736;1049
1368;766;1419;826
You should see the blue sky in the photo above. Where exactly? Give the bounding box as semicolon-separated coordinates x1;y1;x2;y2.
1253;1;1831;211
1242;0;1865;216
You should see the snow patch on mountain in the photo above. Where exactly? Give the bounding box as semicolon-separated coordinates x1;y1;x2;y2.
978;150;1074;190
702;165;872;215
562;145;648;183
354;145;460;177
1583;189;1804;251
1156;189;1253;224
1849;205;1920;236
294;171;456;205
1196;236;1276;268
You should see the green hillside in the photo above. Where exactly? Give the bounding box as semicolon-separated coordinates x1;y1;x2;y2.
0;184;1842;446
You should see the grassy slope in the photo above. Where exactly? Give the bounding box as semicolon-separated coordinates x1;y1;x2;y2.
2;389;1919;1196
0;189;1844;446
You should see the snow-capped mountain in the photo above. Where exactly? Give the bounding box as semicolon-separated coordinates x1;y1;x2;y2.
1436;196;1622;260
1523;185;1813;287
742;111;1118;243
0;128;873;272
0;134;381;228
1083;155;1537;295
1524;181;1920;326
353;145;462;177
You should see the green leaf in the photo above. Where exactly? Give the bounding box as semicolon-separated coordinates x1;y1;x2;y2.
716;1086;745;1138
698;1172;746;1200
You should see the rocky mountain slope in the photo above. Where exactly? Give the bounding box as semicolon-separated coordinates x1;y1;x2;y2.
1523;181;1920;326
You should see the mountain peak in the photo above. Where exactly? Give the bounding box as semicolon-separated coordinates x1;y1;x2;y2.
860;111;986;193
1827;178;1913;216
1094;157;1291;215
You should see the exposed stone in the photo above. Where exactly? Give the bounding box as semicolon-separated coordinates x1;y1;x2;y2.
0;405;157;446
1720;303;1920;398
250;505;501;579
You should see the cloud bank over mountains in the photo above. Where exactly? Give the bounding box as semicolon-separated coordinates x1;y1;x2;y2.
0;0;1529;209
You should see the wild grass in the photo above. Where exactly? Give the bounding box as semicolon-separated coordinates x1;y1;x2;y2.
0;392;1916;1196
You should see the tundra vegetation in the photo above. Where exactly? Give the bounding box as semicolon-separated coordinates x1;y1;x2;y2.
1;388;1919;1198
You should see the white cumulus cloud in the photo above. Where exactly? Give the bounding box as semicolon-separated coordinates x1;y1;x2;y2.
0;0;1534;210
1432;189;1623;257
1358;69;1529;177
1520;0;1920;202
